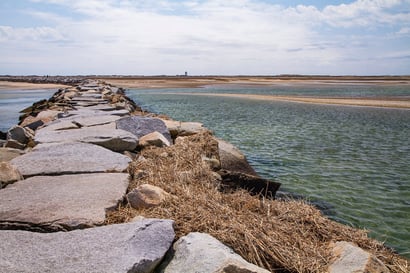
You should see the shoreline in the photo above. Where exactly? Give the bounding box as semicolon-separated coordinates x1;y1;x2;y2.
2;75;410;89
2;77;409;109
0;81;68;90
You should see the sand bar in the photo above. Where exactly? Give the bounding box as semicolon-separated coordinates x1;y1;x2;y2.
98;77;410;109
0;81;68;90
100;76;410;89
162;92;410;109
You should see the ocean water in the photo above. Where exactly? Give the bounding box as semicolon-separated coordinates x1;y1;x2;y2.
126;84;410;257
0;89;57;132
0;84;408;257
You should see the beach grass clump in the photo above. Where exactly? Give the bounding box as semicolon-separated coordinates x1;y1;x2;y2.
106;131;408;273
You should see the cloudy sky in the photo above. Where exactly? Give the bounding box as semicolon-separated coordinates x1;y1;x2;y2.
1;0;409;75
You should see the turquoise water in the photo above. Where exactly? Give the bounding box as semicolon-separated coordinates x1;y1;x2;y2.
126;84;410;257
0;89;57;132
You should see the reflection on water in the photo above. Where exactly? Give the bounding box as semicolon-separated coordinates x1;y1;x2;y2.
127;85;410;257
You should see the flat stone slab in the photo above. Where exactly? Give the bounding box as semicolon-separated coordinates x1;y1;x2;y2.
0;173;129;231
78;104;118;111
60;109;129;119
75;93;103;99
66;114;122;127
116;116;172;143
79;86;99;91
70;97;107;102
35;126;138;152
11;142;131;177
0;219;174;273
71;101;110;107
37;120;80;132
39;114;121;131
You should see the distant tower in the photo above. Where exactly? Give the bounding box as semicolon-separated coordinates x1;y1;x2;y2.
184;71;188;77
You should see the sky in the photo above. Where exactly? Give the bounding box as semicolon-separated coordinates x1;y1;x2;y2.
0;0;409;76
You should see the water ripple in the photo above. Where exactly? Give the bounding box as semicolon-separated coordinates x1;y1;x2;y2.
127;86;410;257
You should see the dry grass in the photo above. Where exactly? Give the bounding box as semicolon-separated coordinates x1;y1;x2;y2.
106;131;409;273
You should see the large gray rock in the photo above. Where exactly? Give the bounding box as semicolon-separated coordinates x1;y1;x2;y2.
161;119;206;138
127;184;170;209
162;232;270;273
7;125;30;144
218;139;257;176
35;126;138;152
328;241;390;273
0;219;175;273
6;125;33;148
139;131;171;148
0;173;129;231
116;116;172;143
11;142;131;177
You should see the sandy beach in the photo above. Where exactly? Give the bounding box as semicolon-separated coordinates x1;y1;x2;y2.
0;81;68;90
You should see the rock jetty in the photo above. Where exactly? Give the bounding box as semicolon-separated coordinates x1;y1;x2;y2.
0;80;399;272
0;80;275;272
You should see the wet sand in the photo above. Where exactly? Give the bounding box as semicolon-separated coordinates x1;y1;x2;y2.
0;81;68;90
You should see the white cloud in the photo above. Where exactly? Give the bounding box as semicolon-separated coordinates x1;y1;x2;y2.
282;0;410;27
0;25;65;42
397;27;410;35
1;0;409;75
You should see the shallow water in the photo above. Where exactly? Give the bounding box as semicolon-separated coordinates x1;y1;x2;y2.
0;89;57;132
0;85;408;257
127;84;410;257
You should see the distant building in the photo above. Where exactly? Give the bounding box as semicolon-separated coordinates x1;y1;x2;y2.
184;71;188;76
